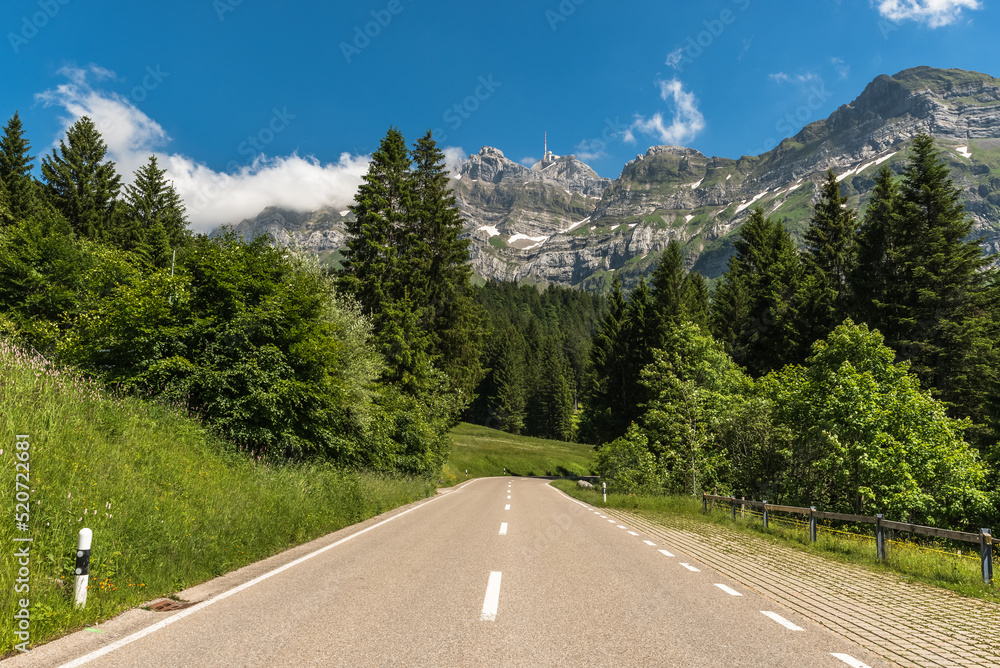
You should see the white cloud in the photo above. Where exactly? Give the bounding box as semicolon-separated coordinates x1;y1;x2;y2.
874;0;982;27
665;48;685;70
769;72;820;84
574;138;607;162
519;156;538;166
34;66;381;233
831;57;851;80
627;79;705;147
442;146;467;176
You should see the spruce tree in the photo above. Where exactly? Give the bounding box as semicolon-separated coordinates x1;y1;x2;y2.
681;271;710;330
792;170;859;358
408;130;485;400
710;207;801;375
123;155;189;266
487;327;527;434
581;274;627;444
340;127;414;337
892;134;998;445
40;117;121;240
650;239;685;339
850;164;902;332
0;112;38;221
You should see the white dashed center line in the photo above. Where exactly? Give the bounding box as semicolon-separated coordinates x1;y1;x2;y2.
504;504;510;510
642;540;656;546
481;572;502;621
760;611;804;631
714;583;742;596
499;522;508;535
831;654;871;668
658;549;674;557
507;495;511;499
679;563;700;572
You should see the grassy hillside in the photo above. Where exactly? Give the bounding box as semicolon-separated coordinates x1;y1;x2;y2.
441;422;595;485
0;342;434;655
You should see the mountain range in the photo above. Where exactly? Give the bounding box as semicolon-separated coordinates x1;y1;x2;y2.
223;66;1000;290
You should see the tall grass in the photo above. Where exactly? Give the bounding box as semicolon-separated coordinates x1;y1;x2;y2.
441;423;595;485
0;342;434;654
552;481;999;603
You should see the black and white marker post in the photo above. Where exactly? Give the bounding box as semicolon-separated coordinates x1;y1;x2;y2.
74;528;92;608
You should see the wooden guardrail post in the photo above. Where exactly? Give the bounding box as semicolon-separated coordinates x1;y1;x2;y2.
731;496;736;521
809;507;817;543
762;501;769;529
876;514;885;562
981;529;993;585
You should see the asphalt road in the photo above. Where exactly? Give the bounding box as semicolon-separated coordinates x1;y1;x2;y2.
12;477;889;667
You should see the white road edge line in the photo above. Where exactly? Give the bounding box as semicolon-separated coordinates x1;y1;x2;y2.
499;522;508;536
481;571;503;621
607;519;616;523
658;549;674;557
505;504;510;510
679;563;700;572
831;653;871;668
616;525;627;529
627;531;639;536
714;583;743;596
57;477;488;668
761;611;804;631
643;540;656;546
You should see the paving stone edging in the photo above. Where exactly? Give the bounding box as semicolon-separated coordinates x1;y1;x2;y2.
604;508;1000;668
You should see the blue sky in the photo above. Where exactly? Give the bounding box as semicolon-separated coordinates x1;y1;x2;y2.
1;0;995;231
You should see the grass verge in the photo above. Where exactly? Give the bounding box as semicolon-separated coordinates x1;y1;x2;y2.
0;343;434;655
440;423;595;486
551;481;999;604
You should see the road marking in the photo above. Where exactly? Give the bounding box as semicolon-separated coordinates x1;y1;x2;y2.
607;519;616;523
499;523;508;535
481;571;503;621
507;495;511;499
599;515;607;518
714;583;743;596
505;504;510;510
760;611;804;631
679;563;700;572
58;476;488;667
658;549;674;557
617;525;627;529
831;654;871;668
627;531;639;536
643;540;656;546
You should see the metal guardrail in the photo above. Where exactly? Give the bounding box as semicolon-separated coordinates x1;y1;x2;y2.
702;493;995;585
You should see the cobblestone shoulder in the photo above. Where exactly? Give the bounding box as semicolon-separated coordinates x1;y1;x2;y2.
604;508;1000;668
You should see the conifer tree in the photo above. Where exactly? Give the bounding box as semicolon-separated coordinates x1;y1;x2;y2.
123;155;189;266
792;170;859;358
650;239;685;339
581;274;628;444
710;208;801;375
891;135;998;445
340;127;414;338
407;130;485;400
487;328;527;434
681;271;710;330
850;164;902;332
528;334;575;441
0;112;38;221
40;116;121;240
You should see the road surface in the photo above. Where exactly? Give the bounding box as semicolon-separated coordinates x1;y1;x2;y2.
8;477;887;667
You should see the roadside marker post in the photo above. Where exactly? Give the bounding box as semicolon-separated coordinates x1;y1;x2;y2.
810;507;817;543
876;515;886;562
74;528;92;609
762;501;769;529
730;496;736;521
981;529;993;584
602;482;606;503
